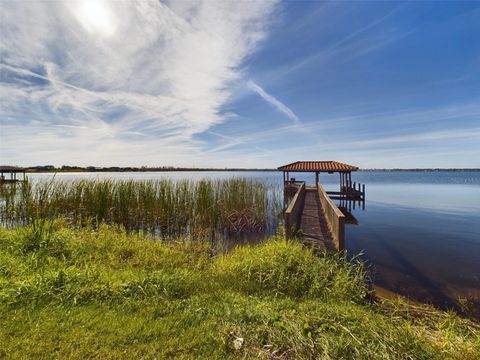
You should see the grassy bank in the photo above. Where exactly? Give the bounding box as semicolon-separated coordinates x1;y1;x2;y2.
0;223;478;359
0;178;281;238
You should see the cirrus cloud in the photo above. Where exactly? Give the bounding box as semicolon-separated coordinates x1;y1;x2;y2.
0;0;279;166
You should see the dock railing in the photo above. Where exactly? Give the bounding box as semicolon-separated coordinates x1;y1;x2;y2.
317;183;345;250
284;181;306;238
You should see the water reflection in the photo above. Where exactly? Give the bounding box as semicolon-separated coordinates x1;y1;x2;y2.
345;185;480;318
364;183;480;214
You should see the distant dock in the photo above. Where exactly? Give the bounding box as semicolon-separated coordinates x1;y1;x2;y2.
0;166;26;184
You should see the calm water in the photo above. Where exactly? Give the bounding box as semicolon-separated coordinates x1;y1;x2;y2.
26;171;480;312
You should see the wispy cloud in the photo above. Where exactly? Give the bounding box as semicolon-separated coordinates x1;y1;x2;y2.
205;130;272;154
0;0;279;166
247;80;300;125
1;1;478;169
351;128;480;147
202;101;480;168
281;2;410;76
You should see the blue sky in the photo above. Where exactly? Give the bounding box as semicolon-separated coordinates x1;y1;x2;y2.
1;1;479;168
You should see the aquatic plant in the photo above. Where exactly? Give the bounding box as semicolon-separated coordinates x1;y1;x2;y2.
0;178;282;239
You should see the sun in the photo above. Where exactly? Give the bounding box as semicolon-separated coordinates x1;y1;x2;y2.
73;0;116;37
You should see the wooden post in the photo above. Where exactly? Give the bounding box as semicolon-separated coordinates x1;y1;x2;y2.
348;173;352;189
315;171;319;185
362;187;365;209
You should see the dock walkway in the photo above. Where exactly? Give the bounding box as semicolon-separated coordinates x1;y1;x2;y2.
299;188;335;250
284;182;346;251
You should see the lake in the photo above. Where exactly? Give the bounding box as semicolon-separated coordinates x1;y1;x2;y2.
24;170;480;314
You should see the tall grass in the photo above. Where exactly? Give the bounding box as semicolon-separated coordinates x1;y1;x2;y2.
1;224;479;359
0;178;282;239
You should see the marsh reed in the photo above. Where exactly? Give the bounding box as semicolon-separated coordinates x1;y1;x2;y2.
0;178;282;239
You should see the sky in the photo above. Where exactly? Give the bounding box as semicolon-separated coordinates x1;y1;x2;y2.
1;0;479;168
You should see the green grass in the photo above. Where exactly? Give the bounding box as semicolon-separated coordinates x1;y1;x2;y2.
0;223;478;359
0;177;282;238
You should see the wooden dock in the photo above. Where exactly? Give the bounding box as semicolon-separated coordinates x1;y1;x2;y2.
0;166;26;184
284;182;346;251
279;161;365;251
299;187;336;250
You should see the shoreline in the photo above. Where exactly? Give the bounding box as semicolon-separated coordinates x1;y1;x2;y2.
16;168;480;173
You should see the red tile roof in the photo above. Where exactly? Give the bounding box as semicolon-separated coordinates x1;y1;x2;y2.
277;161;358;172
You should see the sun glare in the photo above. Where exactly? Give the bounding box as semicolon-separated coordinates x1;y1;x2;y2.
74;0;116;37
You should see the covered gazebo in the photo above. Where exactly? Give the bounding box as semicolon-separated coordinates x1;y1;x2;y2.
278;160;357;186
277;160;364;200
0;166;26;183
